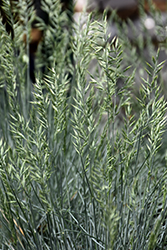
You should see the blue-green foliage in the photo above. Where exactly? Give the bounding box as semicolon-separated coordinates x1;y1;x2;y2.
0;2;167;249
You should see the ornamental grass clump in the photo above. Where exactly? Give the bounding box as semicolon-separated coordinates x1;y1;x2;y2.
0;2;167;249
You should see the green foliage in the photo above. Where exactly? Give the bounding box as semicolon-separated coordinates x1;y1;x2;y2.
0;1;167;249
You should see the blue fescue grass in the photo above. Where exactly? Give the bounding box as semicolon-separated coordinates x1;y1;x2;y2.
0;2;167;249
